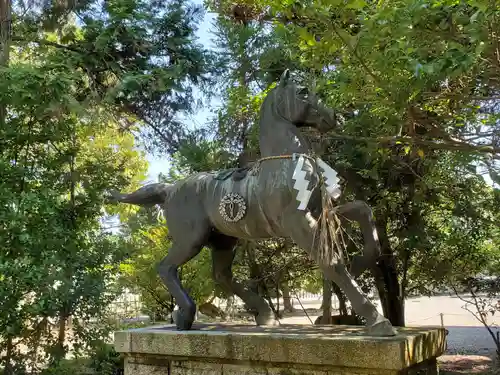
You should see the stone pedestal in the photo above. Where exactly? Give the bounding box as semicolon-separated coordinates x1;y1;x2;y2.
114;323;447;375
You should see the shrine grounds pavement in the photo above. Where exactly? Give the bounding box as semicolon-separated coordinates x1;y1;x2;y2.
280;294;499;356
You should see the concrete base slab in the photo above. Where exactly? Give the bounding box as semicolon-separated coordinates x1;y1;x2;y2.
114;323;447;375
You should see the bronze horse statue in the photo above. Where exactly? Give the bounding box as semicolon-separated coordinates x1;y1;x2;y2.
110;70;397;336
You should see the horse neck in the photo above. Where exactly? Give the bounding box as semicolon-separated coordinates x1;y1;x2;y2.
258;94;312;157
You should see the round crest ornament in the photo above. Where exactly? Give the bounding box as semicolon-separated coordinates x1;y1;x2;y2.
219;193;247;222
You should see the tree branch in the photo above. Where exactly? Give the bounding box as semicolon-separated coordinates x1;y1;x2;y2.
11;36;90;55
453;285;500;351
326;132;500;156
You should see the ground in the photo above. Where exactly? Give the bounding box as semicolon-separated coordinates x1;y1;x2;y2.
221;294;500;374
278;295;499;355
439;355;497;374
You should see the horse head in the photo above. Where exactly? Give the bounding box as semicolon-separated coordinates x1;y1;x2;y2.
272;69;338;133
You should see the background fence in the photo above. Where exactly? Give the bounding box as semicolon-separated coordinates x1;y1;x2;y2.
106;290;329;325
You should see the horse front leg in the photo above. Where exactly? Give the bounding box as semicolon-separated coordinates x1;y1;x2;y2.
321;262;396;336
281;207;396;336
332;200;382;278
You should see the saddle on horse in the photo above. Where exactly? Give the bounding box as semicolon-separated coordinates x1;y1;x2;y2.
214;166;252;182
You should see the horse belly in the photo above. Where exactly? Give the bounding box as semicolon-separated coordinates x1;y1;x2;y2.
204;173;293;239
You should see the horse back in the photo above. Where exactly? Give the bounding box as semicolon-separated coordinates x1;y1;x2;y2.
202;161;297;239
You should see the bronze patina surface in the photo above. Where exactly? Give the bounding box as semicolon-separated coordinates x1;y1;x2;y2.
110;70;394;336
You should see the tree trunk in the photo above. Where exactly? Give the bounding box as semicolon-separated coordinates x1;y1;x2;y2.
338;167;405;327
225;295;235;317
331;282;349;316
321;276;332;324
374;215;405;326
246;243;261;296
50;138;77;365
52;313;68;364
1;2;12;373
0;0;10;65
0;0;11;126
4;335;13;375
281;282;293;312
58;316;66;346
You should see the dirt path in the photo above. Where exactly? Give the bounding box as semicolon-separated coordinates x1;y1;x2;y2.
279;295;499;356
276;295;500;373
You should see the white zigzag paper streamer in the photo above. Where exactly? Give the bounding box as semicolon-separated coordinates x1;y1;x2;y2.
292;156;342;210
316;158;341;199
292;155;312;210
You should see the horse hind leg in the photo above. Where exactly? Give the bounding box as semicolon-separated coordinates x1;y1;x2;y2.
157;219;210;330
209;232;276;326
332;201;381;278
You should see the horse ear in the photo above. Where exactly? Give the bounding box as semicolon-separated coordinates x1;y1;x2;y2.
279;69;290;87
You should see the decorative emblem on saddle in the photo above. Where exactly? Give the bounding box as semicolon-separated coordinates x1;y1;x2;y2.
219;193;247;222
292;154;341;211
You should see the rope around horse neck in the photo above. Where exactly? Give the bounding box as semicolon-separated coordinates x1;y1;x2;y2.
254;153;316;164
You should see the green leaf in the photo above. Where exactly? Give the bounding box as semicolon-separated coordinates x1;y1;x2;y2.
346;0;367;9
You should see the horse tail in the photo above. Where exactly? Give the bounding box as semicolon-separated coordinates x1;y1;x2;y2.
108;183;173;206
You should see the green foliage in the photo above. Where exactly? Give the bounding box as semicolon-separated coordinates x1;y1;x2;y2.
87;342;124;375
0;85;146;370
14;0;217;153
0;0;214;372
4;2;495;365
37;342;124;375
119;218;174;320
203;0;500;324
209;15;295;154
39;358;92;375
165;138;238;181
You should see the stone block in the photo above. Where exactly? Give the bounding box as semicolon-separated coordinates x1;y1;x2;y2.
115;323;447;375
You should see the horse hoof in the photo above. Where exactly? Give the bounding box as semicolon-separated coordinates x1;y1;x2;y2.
173;308;195;330
367;319;397;337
